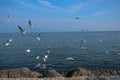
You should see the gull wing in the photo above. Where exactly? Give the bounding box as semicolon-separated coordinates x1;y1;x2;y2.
18;25;23;32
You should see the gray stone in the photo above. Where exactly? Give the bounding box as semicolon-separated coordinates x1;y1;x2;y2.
0;67;42;78
45;69;62;77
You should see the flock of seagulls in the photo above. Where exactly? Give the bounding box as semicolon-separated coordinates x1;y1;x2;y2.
35;50;50;69
2;38;12;47
1;14;84;69
17;18;50;69
0;14;51;69
1;14;120;71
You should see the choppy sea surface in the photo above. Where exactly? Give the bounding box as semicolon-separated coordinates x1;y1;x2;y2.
0;31;120;72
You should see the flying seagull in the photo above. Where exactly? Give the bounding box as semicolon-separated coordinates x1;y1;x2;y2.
18;25;26;35
2;38;12;47
36;33;40;42
8;38;12;42
2;42;10;47
6;14;11;22
75;16;80;20
8;15;10;18
29;20;33;28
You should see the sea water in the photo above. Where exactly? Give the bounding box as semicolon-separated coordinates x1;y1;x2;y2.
0;31;120;73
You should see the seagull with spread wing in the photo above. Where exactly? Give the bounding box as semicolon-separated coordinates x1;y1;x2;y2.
18;25;26;35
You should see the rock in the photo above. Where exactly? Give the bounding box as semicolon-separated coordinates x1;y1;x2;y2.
91;69;120;76
62;68;120;77
0;70;8;78
45;69;62;77
62;68;92;77
0;67;120;78
0;67;42;78
117;71;120;75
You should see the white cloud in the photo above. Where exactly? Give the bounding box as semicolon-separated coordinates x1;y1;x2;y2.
38;0;90;14
38;0;64;11
38;0;53;8
15;0;104;16
17;0;35;8
14;0;52;13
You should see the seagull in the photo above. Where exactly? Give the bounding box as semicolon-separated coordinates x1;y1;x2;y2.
47;50;50;54
81;39;87;43
35;63;41;68
117;53;120;55
36;33;40;42
36;56;40;60
2;38;12;47
41;64;46;68
81;46;87;50
8;15;10;18
86;29;89;31
99;39;103;42
47;45;50;48
18;25;26;35
35;63;46;68
105;51;109;54
43;58;47;62
65;57;74;61
28;20;33;28
2;42;10;47
25;48;31;53
8;38;12;42
44;55;48;59
75;16;80;20
43;55;48;62
6;14;11;22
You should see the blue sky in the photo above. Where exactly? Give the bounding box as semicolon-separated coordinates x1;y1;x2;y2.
0;0;120;32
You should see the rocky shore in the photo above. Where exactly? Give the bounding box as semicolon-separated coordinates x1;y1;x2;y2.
0;67;120;79
0;67;42;78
